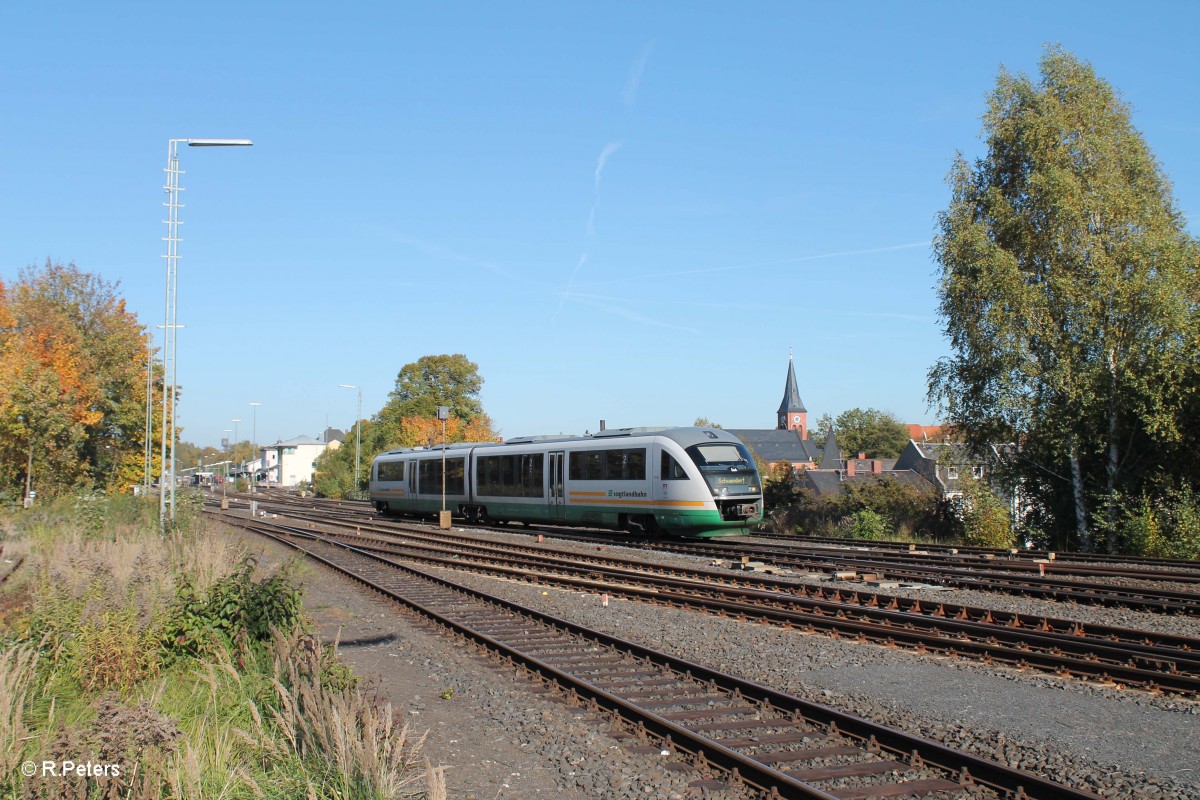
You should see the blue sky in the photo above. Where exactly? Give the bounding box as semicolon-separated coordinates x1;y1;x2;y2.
3;2;1198;448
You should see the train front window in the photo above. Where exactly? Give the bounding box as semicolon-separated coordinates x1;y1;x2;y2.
685;442;760;495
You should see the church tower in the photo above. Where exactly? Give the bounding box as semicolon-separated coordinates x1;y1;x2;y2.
776;354;808;438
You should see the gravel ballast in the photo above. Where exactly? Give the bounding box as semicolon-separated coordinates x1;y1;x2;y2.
419;529;1200;799
241;524;1200;799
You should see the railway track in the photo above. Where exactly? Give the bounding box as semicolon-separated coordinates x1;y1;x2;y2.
232;491;1200;616
210;503;1200;696
226;512;1101;800
755;531;1200;571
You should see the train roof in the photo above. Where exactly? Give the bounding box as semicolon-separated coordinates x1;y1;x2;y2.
371;427;742;462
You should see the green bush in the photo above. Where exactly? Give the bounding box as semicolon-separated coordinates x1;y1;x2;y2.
843;508;887;540
164;555;303;658
1119;487;1200;560
958;476;1015;549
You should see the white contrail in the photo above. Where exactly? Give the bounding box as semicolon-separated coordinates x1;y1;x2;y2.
621;43;653;106
586;200;599;237
388;232;533;285
554;252;590;324
594;140;623;189
574;294;700;335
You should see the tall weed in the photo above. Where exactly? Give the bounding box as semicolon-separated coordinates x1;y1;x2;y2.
0;645;37;784
262;630;440;799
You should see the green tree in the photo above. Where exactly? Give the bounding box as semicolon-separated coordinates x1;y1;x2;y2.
928;47;1200;551
692;417;722;429
314;356;501;498
832;408;910;459
383;354;484;421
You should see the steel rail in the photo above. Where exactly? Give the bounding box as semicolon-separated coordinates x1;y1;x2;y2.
261;521;1200;695
220;505;1200;659
212;495;1200;613
211;507;1200;695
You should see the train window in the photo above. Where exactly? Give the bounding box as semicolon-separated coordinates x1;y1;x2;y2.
569;448;646;480
570;450;605;481
686;443;752;469
477;453;544;497
520;453;545;496
377;461;404;482
417;458;465;494
607;448;645;480
447;458;464;494
661;452;688;480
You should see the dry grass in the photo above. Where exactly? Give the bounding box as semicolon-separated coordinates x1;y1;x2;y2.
0;644;38;779
3;501;446;800
255;630;445;800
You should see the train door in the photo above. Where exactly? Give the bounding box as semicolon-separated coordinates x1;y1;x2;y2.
548;451;565;519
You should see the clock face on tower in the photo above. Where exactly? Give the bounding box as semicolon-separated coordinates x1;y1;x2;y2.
793;415;801;424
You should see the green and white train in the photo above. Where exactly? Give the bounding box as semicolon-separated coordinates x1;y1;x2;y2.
368;426;763;538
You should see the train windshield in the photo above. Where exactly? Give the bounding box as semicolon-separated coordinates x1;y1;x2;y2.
684;442;760;495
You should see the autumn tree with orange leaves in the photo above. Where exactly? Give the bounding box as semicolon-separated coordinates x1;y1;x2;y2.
0;261;158;500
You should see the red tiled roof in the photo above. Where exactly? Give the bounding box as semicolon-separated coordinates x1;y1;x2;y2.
906;424;943;441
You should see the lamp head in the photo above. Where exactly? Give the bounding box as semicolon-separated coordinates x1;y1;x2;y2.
187;138;253;147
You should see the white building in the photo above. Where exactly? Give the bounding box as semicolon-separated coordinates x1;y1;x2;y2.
264;435;339;487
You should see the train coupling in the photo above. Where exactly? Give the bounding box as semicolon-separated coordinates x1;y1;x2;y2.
725;503;759;520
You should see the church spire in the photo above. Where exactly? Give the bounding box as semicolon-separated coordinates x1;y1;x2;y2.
776;353;807;437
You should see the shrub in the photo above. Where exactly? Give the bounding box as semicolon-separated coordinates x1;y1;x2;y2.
843;508;887;540
164;555;303;659
958;476;1015;549
1119;487;1200;560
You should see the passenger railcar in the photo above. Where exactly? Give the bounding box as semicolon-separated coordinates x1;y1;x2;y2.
368;426;762;538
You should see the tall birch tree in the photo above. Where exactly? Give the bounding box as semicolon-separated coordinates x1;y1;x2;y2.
928;47;1200;551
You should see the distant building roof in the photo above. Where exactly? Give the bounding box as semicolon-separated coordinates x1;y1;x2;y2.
800;467;935;498
728;429;820;464
818;427;841;469
323;427;346;444
906;424;944;442
268;435;327;447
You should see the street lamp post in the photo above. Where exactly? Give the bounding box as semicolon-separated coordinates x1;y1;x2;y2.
249;402;260;458
159;136;253;527
249;401;261;515
231;418;241;470
338;384;362;492
437;405;450;529
222;428;233;506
